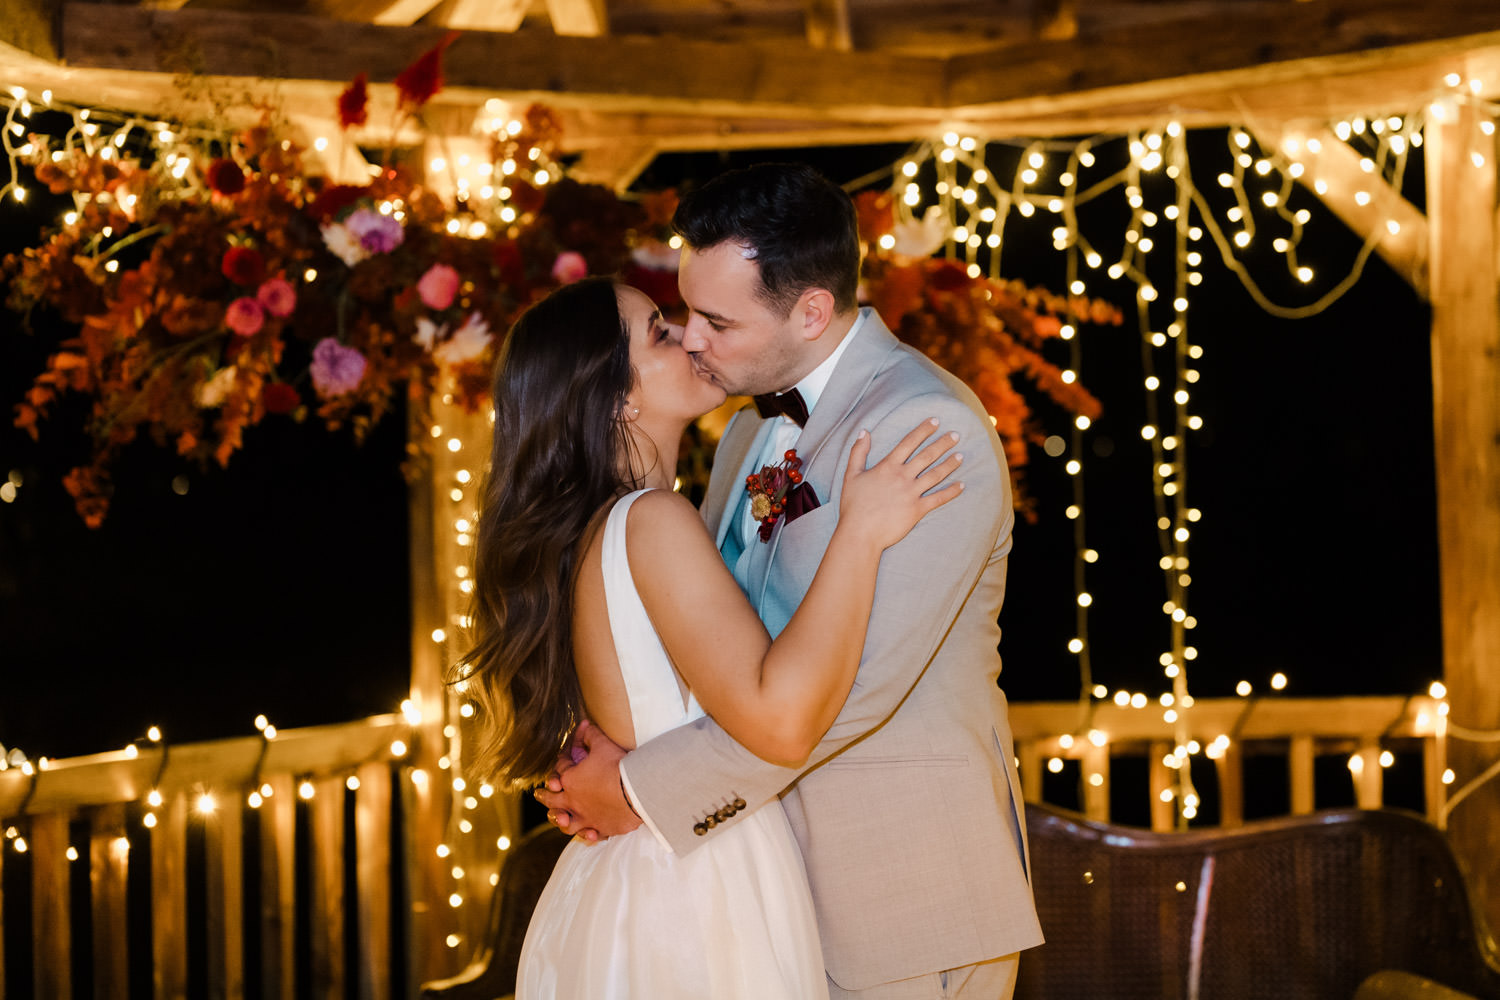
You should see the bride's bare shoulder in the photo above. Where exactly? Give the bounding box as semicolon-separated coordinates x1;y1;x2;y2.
625;488;713;561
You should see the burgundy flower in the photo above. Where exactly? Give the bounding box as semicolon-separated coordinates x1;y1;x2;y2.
928;261;971;292
310;338;367;397
338;73;369;130
224;297;265;336
306;183;368;222
263;383;300;414
205;158;245;196
221;246;266;286
396;32;460;111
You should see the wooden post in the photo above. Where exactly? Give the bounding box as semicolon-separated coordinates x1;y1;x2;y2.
1081;743;1109;822
1288;735;1315;815
1017;741;1043;804
90;805;130;1000
355;761;394;1000
1351;740;1383;810
1149;740;1174;832
205;801;245;1000
152;793;189;1000
1426;86;1500;935
1214;742;1244;828
258;774;296;1000
311;776;346;997
31;811;71;999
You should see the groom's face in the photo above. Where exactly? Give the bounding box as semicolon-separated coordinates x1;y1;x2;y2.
678;241;805;397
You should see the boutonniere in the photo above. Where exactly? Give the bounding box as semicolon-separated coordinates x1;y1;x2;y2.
745;448;821;542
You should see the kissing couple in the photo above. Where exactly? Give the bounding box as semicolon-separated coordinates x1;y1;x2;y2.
463;163;1042;998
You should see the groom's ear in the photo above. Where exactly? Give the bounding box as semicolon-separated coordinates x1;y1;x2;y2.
795;287;836;343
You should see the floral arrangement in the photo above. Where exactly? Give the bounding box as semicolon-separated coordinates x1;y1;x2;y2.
3;38;1116;527
855;189;1122;517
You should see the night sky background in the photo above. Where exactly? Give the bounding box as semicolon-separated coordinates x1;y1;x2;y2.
0;133;1440;819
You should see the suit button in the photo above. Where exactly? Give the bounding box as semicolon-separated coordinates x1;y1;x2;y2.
715;809;729;822
694;823;708;836
733;797;746;811
705;814;718;828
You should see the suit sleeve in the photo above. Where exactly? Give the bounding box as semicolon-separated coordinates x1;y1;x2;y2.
622;389;1010;854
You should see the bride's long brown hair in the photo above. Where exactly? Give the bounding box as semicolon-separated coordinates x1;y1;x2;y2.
462;277;638;786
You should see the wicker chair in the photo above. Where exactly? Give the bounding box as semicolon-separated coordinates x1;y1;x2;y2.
421;805;1500;999
1016;804;1500;1000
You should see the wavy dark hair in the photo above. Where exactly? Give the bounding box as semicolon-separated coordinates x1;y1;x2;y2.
461;277;637;786
672;161;861;317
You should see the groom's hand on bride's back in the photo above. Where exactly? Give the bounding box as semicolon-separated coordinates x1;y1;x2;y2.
535;719;642;842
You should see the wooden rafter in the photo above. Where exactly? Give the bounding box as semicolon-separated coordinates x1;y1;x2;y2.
806;0;853;52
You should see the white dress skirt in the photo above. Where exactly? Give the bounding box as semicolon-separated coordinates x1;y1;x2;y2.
516;489;829;999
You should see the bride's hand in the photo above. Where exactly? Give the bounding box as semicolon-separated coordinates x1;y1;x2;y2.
838;419;964;550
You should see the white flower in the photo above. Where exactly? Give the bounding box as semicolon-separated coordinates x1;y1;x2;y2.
413;316;446;352
321;222;369;267
630;240;678;271
196;365;238;409
891;206;948;258
434;312;492;365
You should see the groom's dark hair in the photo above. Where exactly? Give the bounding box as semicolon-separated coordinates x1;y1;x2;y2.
672;162;861;318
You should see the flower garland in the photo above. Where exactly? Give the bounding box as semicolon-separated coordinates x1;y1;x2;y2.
2;39;1117;527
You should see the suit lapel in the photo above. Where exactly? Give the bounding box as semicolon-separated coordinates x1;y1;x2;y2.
758;312;903;591
702;407;775;550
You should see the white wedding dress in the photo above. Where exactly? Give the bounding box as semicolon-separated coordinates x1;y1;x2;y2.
516;489;830;999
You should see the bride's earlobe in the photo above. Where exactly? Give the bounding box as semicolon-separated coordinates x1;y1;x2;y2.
620;402;641;422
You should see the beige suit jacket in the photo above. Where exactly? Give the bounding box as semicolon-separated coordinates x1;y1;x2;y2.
622;310;1044;991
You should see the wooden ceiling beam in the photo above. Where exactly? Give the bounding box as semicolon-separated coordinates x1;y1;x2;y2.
806;0;852;52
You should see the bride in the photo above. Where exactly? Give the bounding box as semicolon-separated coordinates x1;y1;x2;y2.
463;276;962;998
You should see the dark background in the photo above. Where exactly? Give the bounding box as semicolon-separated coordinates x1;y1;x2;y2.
1;134;1439;799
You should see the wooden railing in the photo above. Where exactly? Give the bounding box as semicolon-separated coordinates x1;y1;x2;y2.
0;695;1449;997
0;713;487;999
1010;694;1447;831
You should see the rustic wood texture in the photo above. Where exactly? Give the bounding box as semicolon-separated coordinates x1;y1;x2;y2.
151;793;189;1000
258;773;296;1000
355;762;394;1000
31;811;72;999
311;775;346;997
1426;88;1500;937
90;804;131;1000
205;799;245;1000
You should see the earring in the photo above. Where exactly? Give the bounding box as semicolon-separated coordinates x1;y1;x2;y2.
633;407;640;416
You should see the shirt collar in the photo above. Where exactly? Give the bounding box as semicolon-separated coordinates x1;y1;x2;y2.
782;308;868;420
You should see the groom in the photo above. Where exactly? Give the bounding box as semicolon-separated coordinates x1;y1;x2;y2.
539;162;1043;998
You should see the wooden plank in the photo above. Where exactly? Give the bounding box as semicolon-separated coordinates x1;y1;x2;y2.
31;811;72;999
430;0;530;31
1426;90;1500;935
1351;740;1383;808
0;715;405;817
1017;741;1042;805
311;775;346;997
0;0;60;62
1254;125;1429;298
311;0;446;24
546;0;607;36
568;142;659;193
90;804;130;1000
1423;734;1445;826
355;762;393;1000
1148;740;1174;832
151;793;189;1000
205;798;245;1000
1288;735;1315;815
1081;742;1109;822
806;0;852;52
1215;742;1244;828
258;774;296;1000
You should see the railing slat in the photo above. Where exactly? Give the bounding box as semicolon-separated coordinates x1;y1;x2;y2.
1424;736;1446;825
1082;743;1109;822
32;811;72;999
1149;740;1174;832
356;762;393;1000
1289;735;1315;815
206;798;245;1000
1216;742;1244;828
311;775;346;996
1354;739;1384;809
91;804;130;1000
258;774;296;1000
152;793;189;1000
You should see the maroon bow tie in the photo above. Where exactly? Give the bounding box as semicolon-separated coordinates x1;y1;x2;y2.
752;388;808;427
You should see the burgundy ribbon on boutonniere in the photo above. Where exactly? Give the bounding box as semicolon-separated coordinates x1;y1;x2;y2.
746;448;821;542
